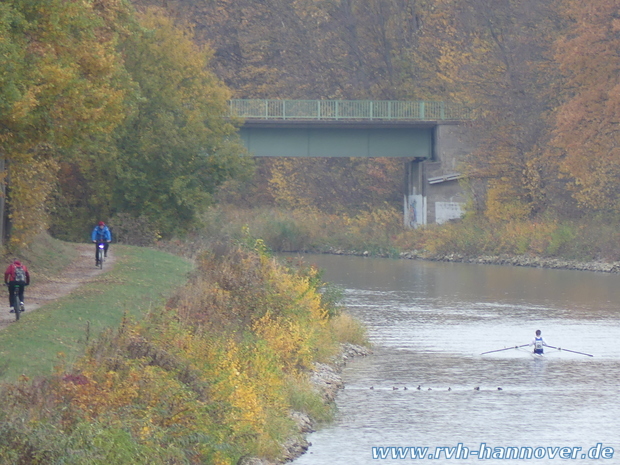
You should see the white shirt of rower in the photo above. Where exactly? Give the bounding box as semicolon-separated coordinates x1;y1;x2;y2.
530;336;547;350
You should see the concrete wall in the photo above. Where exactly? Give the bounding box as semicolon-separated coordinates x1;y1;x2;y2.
405;122;474;226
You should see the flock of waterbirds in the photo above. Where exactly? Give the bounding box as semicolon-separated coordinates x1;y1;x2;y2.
367;385;503;391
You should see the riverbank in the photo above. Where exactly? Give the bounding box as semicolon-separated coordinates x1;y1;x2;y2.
323;246;620;274
406;252;620;273
243;343;372;465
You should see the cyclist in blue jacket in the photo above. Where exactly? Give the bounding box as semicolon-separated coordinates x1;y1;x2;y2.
91;221;112;266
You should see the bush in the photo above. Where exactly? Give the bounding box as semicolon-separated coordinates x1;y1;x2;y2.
110;213;160;246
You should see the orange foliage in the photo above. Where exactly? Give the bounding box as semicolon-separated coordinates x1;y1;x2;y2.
550;0;620;212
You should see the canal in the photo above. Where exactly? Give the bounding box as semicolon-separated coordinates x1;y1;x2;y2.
289;254;620;464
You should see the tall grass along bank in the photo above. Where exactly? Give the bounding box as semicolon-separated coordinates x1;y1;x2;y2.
195;206;620;271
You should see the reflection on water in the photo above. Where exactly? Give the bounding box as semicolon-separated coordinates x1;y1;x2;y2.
289;255;620;465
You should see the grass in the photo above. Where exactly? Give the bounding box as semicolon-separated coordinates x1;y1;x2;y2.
6;233;80;277
198;205;411;256
329;312;369;347
0;243;192;382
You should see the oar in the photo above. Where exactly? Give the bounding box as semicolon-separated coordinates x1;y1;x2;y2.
546;345;593;357
481;344;529;355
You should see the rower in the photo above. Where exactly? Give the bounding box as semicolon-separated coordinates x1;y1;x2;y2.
529;329;548;355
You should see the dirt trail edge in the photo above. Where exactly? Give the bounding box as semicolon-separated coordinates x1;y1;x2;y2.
0;243;116;329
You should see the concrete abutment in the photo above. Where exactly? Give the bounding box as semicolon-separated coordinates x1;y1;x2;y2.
404;123;472;227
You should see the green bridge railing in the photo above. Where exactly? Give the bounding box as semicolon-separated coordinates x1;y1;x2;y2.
229;99;471;121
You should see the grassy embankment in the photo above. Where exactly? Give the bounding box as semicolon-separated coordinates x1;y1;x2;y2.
0;234;367;464
0;235;193;381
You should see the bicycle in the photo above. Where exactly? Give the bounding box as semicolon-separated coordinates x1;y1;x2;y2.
96;240;106;269
7;283;24;321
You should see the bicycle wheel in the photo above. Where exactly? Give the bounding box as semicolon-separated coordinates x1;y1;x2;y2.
12;290;20;321
97;244;104;269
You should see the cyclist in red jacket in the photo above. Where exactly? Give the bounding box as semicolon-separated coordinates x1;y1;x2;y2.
4;259;30;312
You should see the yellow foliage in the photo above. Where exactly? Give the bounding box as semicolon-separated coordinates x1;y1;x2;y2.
253;312;313;372
270;265;328;324
268;159;315;210
499;220;560;256
0;0;130;246
346;207;403;238
61;367;139;419
9;154;59;246
550;0;620;212
217;341;268;432
485;180;531;223
329;312;368;347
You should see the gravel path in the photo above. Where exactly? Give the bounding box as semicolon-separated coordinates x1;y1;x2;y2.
0;243;116;329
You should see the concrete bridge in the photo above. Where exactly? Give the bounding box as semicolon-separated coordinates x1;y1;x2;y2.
229;99;473;226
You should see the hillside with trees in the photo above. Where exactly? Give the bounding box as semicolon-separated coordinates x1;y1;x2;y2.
1;0;619;254
129;0;620;240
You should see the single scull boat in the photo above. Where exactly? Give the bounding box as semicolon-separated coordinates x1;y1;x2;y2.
481;344;593;358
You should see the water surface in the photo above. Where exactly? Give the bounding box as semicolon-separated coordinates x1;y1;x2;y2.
289;255;620;464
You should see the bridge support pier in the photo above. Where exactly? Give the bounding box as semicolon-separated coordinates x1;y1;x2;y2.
404;123;471;227
404;161;426;227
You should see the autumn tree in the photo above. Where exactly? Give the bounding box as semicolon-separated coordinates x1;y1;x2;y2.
108;8;251;237
135;0;429;100
0;0;130;246
262;157;401;213
549;0;620;215
417;0;566;221
44;4;252;241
